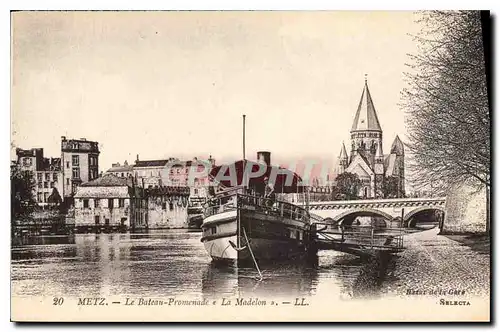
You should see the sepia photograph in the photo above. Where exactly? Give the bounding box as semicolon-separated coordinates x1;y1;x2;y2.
9;9;491;322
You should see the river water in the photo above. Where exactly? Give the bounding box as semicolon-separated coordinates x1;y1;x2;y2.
11;230;398;302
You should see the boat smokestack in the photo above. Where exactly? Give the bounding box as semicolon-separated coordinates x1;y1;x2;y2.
257;151;271;166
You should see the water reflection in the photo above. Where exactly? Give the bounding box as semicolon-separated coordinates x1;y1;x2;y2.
11;231;397;301
201;260;319;300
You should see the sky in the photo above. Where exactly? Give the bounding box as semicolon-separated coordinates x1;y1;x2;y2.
11;11;421;175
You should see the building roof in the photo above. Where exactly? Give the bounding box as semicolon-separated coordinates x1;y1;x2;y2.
339;142;348;159
61;137;99;153
345;153;374;177
107;164;134;173
351;78;382;132
134;159;170;168
80;174;130;187
390;135;405;155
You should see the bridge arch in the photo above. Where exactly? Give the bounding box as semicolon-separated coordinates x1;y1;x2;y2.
403;206;445;222
334;208;394;224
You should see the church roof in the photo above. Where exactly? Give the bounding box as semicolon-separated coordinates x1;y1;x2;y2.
351;78;382;132
346;153;374;176
339;142;348;159
390;135;405;155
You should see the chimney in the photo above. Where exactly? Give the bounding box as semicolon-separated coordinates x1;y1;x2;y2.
61;136;66;141
257;151;271;166
124;160;128;166
136;154;140;163
80;138;86;141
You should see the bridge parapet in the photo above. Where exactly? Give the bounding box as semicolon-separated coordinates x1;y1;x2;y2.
308;197;447;223
309;197;446;210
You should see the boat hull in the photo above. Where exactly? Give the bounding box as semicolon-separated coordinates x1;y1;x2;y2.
201;208;314;267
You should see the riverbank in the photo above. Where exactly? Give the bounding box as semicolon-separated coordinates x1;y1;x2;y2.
381;227;490;298
442;233;490;254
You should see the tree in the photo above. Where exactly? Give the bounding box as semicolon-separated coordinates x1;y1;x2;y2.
335;172;362;200
47;187;63;209
401;11;490;193
381;176;400;198
11;166;36;223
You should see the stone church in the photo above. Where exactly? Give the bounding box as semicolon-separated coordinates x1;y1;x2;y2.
335;78;405;198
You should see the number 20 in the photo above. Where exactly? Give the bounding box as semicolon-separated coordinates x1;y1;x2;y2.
53;297;64;305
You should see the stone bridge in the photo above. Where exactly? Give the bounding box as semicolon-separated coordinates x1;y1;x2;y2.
308;197;446;225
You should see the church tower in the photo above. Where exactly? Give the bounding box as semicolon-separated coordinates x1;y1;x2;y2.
374;142;385;197
350;76;383;169
337;142;348;174
390;135;405;197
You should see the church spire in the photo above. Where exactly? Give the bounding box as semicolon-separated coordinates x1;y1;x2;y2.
339;141;348;160
390;135;405;155
351;76;382;132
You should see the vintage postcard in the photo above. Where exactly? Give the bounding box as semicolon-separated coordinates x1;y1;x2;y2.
10;10;491;322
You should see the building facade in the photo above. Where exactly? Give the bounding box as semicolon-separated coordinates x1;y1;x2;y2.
73;174;131;232
105;160;134;178
61;136;100;199
15;148;64;208
132;155;215;199
334;78;405;199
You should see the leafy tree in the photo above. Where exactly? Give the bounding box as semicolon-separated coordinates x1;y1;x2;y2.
401;11;490;192
381;176;400;198
11;166;36;224
335;172;362;200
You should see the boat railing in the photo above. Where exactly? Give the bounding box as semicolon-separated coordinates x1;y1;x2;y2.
313;222;405;250
237;194;310;224
202;192;311;224
203;192;239;218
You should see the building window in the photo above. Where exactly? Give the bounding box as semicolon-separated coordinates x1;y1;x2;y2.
72;155;79;166
44;182;48;188
194;188;198;195
105;218;110;225
53;173;58;181
121;172;124;177
169;202;174;210
38;183;42;189
45;173;50;181
50;182;55;188
37;173;42;181
162;202;166;210
72;168;80;179
66;178;70;185
108;199;114;209
83;199;89;208
119;199;125;208
66;161;70;168
94;199;100;208
37;193;42;202
43;192;48;202
95;215;100;224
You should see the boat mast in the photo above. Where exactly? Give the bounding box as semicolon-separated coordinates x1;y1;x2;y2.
242;114;246;191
